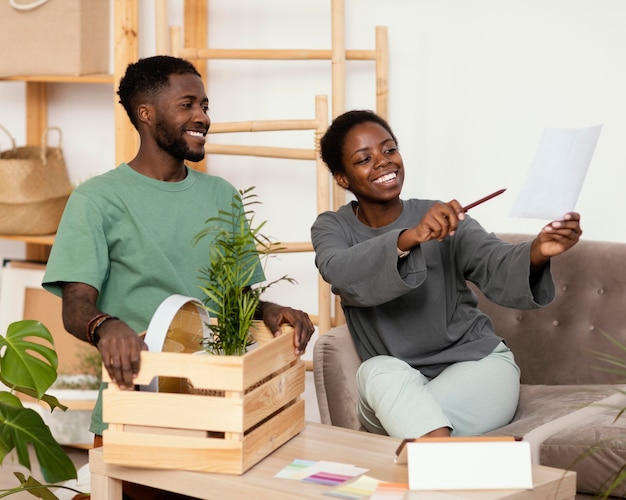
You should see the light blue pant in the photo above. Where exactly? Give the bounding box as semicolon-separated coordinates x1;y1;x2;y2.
356;342;520;438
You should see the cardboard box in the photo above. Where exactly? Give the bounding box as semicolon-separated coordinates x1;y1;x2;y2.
0;260;100;378
0;0;110;77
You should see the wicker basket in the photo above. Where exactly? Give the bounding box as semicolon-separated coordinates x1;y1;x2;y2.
0;126;72;235
0;196;70;235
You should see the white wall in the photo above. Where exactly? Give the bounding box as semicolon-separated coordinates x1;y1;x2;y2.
1;1;624;346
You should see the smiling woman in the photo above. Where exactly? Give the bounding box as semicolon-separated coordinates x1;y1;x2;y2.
310;109;583;441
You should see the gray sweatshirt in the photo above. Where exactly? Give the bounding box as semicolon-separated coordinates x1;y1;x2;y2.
311;198;555;379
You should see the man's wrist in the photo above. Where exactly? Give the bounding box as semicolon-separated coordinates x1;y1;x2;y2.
86;313;118;346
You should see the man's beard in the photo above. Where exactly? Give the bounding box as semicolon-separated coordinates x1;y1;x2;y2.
155;120;205;162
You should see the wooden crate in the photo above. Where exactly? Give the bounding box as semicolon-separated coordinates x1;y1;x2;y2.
102;324;305;474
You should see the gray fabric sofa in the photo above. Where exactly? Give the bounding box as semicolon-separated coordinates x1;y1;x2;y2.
313;234;626;498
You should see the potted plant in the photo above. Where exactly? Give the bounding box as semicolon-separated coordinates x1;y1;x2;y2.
589;331;626;498
560;330;626;499
193;186;294;355
0;319;85;498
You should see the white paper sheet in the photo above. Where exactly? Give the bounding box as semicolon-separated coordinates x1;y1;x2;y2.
510;125;602;220
407;441;533;491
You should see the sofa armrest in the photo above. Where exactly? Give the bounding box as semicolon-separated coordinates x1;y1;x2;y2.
313;324;363;430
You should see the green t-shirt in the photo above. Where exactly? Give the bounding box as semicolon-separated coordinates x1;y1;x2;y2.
42;163;265;434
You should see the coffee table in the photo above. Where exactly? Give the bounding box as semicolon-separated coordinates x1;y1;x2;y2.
89;422;576;499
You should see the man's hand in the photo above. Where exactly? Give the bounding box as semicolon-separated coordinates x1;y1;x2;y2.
62;282;147;390
530;212;582;272
261;302;315;355
96;320;147;390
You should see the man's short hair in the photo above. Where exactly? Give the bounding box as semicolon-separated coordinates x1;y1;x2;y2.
117;55;202;129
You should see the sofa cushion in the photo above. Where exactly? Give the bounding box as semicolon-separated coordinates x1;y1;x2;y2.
487;384;620;439
539;391;626;497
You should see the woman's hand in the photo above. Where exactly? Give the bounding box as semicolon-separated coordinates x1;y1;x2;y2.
399;200;465;250
530;212;582;272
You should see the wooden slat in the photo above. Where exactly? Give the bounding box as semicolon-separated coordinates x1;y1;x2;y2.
376;26;389;120
242;363;305;429
0;234;55;245
331;0;345;118
184;0;208;172
184;0;208;83
5;79;54;251
113;0;139;167
240;400;305;473
102;327;296;391
105;390;247;432
155;0;169;55
263;241;312;253
175;47;377;61
25;82;46;145
208;119;319;133
0;74;113;83
205;143;315;160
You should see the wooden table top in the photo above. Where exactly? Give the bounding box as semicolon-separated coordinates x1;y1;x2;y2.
89;422;576;499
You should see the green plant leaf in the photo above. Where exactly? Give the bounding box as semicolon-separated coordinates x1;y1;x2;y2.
0;319;76;491
0;402;76;484
601;465;626;498
195;186;295;356
0;320;57;399
0;377;68;414
0;472;67;499
586;330;626;497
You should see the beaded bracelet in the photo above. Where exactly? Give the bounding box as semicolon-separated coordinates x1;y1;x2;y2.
86;313;118;346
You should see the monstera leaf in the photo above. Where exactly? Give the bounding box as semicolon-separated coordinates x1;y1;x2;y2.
0;320;77;487
0;320;57;399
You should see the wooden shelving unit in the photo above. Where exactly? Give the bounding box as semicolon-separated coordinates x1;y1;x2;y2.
0;234;56;246
0;1;140;441
0;0;139;262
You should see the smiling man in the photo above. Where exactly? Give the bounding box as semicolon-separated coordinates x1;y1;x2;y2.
42;57;314;499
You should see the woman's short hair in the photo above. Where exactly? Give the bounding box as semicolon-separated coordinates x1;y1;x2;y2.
320;110;398;175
